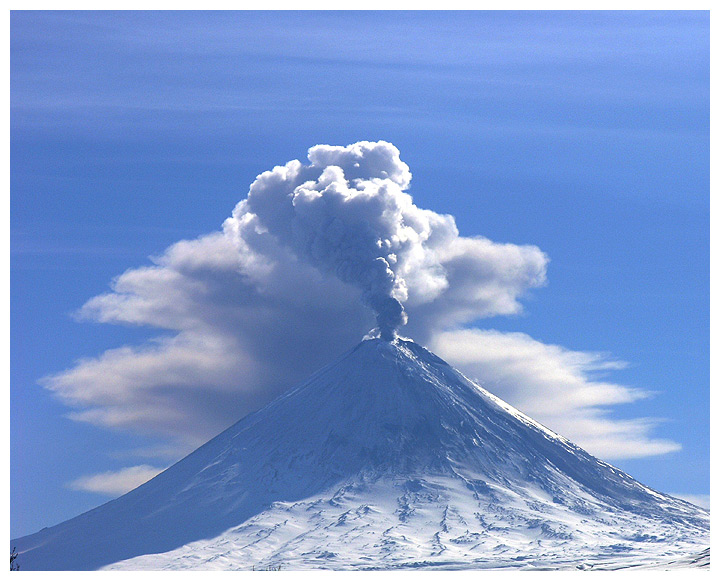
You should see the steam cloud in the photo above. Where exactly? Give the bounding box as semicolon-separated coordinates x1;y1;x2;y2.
45;140;549;443
235;141;448;340
40;141;680;465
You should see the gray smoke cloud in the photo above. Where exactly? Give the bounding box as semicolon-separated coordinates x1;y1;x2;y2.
232;141;452;340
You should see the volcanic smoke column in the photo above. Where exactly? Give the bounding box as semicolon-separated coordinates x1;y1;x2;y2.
239;141;451;341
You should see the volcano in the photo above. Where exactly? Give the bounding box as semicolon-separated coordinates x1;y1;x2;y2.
13;338;709;570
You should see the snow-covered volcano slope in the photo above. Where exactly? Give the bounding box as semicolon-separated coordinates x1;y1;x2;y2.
14;339;708;570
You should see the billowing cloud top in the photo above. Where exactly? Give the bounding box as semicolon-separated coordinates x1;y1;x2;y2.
40;141;678;469
225;140;547;340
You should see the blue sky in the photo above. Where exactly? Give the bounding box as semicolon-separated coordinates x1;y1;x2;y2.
11;11;709;538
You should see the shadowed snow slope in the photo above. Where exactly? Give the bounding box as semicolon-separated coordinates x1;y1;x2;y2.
13;339;709;570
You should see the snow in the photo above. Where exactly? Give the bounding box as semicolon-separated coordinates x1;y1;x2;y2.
13;338;710;570
102;474;708;571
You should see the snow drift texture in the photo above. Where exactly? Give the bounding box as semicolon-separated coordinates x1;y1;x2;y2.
13;339;708;570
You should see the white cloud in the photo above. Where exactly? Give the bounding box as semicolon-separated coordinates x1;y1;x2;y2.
429;329;680;460
111;443;194;462
39;141;679;465
68;465;165;496
670;494;710;510
43;230;376;443
231;140;547;339
42;141;547;445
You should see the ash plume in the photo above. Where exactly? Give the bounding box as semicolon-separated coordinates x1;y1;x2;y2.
47;140;559;446
239;141;438;340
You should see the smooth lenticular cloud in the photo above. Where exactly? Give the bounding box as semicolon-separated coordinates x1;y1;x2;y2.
40;141;678;462
429;329;681;460
69;465;165;496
